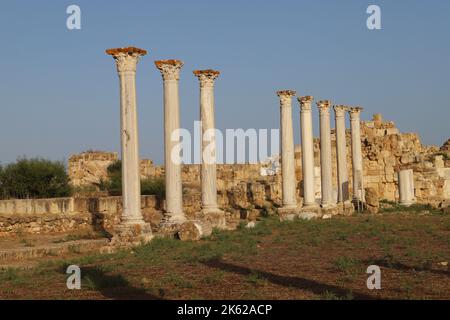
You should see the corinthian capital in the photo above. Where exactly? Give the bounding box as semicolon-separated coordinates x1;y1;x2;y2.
155;59;184;81
193;69;220;87
106;47;147;73
277;90;296;106
297;95;314;111
348;106;364;120
317;100;331;113
333;105;348;118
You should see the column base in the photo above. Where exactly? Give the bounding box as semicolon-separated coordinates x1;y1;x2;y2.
158;213;187;237
302;202;320;210
199;207;226;229
278;205;300;221
297;204;321;220
110;220;153;247
399;201;414;207
320;202;337;209
341;201;355;215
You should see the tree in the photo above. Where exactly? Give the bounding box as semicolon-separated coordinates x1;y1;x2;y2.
0;158;72;199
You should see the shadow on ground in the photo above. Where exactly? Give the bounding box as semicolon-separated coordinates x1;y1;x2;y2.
203;259;376;300
362;258;450;277
80;266;161;300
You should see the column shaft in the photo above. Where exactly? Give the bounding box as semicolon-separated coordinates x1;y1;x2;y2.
156;60;185;223
349;107;365;202
334;106;350;204
277;90;297;209
298;96;316;207
119;71;142;221
317;100;334;207
194;70;221;214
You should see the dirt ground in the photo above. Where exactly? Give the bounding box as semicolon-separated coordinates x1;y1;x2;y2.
0;211;449;300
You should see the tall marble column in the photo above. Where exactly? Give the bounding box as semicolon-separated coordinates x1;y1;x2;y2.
106;47;152;243
317;100;334;208
155;60;186;224
277;90;298;212
298;96;317;208
334;105;350;205
193;69;224;226
348;107;365;203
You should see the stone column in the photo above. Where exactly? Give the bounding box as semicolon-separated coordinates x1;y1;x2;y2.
398;169;415;206
297;96;317;208
277;90;298;213
348;107;365;203
193;69;225;227
106;47;152;244
317;100;334;208
155;60;186;224
334;105;351;205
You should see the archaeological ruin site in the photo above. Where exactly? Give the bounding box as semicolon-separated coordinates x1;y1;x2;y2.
1;46;449;252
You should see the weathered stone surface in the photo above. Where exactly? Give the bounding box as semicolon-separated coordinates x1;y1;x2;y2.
178;220;212;241
365;187;379;214
3;113;443;239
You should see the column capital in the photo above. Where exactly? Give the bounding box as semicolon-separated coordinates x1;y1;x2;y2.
348;106;364;120
106;47;147;73
193;69;220;87
297;95;314;111
155;59;184;81
333;105;348;117
277;90;296;106
317;100;331;113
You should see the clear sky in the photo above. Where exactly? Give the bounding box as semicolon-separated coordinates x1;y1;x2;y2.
0;0;449;165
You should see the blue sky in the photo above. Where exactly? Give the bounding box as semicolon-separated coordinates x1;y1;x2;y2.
0;0;449;164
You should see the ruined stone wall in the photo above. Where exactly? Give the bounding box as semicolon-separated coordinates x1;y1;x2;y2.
68;152;118;187
0;178;282;236
67;114;449;206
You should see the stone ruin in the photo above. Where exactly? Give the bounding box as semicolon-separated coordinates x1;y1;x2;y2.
67;114;450;215
0;46;449;247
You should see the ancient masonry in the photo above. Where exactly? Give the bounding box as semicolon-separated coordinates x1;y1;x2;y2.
1;46;449;245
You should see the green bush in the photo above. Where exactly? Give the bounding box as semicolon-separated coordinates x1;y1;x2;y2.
0;158;72;199
100;160;165;197
141;178;165;197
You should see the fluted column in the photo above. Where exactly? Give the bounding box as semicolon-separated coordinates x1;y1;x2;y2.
193;70;223;220
334;105;350;204
298;96;317;208
317;100;334;207
348;107;365;202
155;60;186;223
277;90;298;211
106;47;152;243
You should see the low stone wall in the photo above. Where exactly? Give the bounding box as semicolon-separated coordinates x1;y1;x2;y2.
0;198;74;216
0;196;162;237
0;213;92;237
0;177;284;237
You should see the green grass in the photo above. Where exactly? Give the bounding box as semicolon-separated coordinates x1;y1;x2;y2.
0;268;28;286
1;211;448;299
318;290;354;300
379;201;443;215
